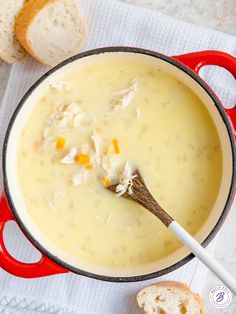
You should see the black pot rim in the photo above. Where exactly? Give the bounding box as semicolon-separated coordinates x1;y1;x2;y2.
2;46;236;283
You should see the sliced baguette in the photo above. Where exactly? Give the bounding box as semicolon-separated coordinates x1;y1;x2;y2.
15;0;86;66
137;281;205;314
0;0;26;63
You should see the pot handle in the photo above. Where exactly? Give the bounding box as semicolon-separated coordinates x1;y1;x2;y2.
173;50;236;137
0;192;68;278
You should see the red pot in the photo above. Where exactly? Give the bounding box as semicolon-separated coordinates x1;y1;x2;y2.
0;48;235;281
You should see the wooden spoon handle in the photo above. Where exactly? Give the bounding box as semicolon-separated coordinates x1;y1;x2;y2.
108;170;236;293
118;171;174;227
142;195;236;294
144;198;173;227
169;221;236;295
147;198;236;294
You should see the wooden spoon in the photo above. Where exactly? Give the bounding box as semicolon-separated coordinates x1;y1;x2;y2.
107;170;236;295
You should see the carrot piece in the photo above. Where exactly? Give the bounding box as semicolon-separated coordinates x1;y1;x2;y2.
76;153;90;165
102;177;111;186
112;138;120;154
85;164;93;170
55;137;66;150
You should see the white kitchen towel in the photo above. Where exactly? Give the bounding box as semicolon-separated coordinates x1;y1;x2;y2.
0;0;235;313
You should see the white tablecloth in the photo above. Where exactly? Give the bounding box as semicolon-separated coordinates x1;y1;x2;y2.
0;0;235;312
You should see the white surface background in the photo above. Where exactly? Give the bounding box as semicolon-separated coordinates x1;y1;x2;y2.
0;0;235;313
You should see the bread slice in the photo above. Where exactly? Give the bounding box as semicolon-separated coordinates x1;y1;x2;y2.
137;281;205;314
0;0;26;63
15;0;86;66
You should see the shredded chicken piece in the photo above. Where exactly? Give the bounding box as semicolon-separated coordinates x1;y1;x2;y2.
74;112;85;128
136;108;142;121
101;153;124;183
49;80;71;91
71;169;87;186
91;130;102;166
45;190;64;212
56;102;83;127
43;102;83;143
43;129;55;144
80;143;90;153
58;116;69;128
60;147;78;164
85;188;95;193
45;197;55;212
91;130;101;155
115;162;137;197
105;213;132;232
105;214;112;225
112;78;138;110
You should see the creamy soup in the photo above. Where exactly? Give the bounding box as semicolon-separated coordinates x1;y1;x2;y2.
17;54;222;268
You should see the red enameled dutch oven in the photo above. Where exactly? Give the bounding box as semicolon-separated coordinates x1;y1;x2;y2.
0;48;235;282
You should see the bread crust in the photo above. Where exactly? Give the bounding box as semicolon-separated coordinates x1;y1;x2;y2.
137;281;205;314
14;0;56;64
193;293;205;314
0;0;27;63
14;0;86;66
0;46;26;64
